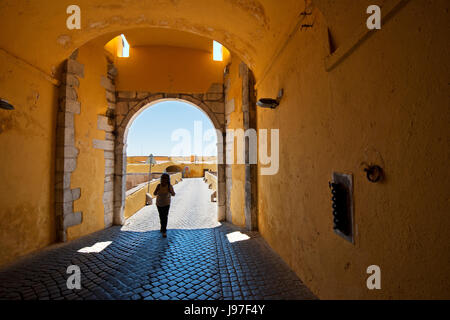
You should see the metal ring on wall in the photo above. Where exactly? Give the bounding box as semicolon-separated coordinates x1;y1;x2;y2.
364;165;384;183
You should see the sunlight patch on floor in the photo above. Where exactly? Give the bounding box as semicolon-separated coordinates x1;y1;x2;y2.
226;231;250;243
77;241;112;253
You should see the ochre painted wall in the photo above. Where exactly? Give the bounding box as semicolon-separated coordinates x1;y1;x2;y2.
113;45;229;93
0;49;58;266
124;180;158;219
66;42;109;241
184;163;217;179
256;2;450;299
127;156;171;164
0;0;307;82
1;0;449;300
315;0;387;51
127;156;218;164
126;162;217;178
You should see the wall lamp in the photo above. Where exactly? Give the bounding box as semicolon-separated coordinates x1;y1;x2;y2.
256;89;284;109
0;99;14;110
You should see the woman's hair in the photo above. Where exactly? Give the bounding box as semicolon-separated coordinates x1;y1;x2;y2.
161;173;171;186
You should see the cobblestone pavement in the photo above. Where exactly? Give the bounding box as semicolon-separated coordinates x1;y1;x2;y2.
0;178;316;300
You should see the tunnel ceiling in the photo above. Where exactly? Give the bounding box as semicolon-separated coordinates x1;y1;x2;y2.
0;0;308;80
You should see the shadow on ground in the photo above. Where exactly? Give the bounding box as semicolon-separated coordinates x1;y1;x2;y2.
0;223;316;300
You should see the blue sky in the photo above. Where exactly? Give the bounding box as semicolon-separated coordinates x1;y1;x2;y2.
126;101;218;156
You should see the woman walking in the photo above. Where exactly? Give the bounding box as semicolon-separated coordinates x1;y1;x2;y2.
154;173;176;238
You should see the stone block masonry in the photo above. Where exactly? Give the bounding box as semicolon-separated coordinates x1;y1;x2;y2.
54;51;84;242
94;62;118;228
239;62;258;231
113;82;227;225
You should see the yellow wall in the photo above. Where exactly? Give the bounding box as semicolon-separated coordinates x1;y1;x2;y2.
255;2;450;299
113;45;228;93
204;172;218;192
185;163;217;179
0;0;307;82
63;36;222;241
124;180;158;219
127;162;217;178
66;42;109;240
127;156;170;164
124;173;182;219
104;36;121;59
0;49;58;266
127;156;218;164
1;0;449;300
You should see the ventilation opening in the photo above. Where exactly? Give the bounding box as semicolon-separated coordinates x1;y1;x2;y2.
213;41;223;61
120;34;130;58
104;34;131;58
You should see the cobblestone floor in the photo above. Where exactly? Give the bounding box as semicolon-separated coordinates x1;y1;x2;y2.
0;178;316;300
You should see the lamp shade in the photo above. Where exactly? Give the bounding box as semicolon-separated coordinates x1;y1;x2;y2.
0;99;14;110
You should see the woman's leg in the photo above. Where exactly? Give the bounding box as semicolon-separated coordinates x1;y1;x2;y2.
157;206;166;233
159;205;170;233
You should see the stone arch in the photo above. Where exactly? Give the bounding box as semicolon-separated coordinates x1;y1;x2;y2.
165;165;183;173
117;92;225;145
49;0;316;242
113;89;226;226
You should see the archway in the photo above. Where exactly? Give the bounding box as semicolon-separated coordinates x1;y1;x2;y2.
165;166;183;173
53;27;255;241
113;96;226;227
